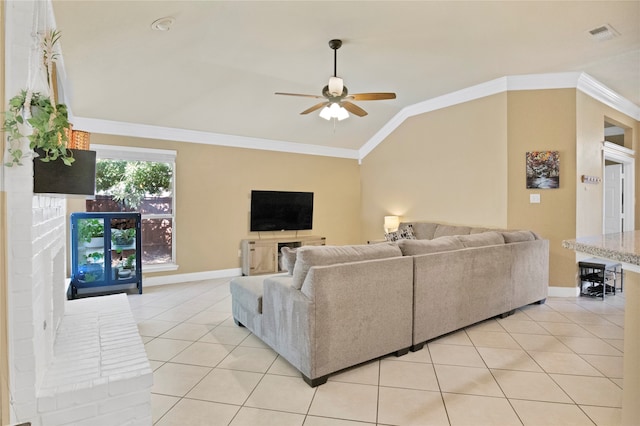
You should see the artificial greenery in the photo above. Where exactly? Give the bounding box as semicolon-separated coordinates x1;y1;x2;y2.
123;254;136;269
3;29;74;167
86;252;104;262
96;160;172;208
112;228;136;246
78;219;104;243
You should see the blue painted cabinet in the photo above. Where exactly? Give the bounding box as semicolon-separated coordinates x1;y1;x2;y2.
69;212;142;299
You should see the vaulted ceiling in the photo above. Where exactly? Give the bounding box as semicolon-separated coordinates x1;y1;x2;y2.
52;1;640;152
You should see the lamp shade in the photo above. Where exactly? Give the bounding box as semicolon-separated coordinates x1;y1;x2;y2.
384;215;400;232
328;76;344;96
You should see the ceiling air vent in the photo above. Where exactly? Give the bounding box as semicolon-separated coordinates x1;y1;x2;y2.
588;24;619;41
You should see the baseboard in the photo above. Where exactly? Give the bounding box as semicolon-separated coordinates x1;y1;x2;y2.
143;268;242;287
547;286;580;298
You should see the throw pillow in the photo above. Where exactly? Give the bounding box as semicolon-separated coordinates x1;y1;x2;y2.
280;246;297;274
385;224;417;242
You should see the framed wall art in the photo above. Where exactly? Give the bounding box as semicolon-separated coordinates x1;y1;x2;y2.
526;151;559;189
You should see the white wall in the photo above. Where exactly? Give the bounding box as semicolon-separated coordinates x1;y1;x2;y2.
5;1;68;423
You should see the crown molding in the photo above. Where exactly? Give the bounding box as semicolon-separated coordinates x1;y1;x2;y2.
577;73;640;121
359;72;640;161
70;72;638;163
70;117;359;160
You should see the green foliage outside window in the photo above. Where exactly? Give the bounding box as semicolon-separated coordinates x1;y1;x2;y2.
96;160;172;208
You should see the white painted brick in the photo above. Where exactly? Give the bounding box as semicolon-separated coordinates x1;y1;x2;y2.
108;370;153;396
37;388;57;413
98;389;150;414
73;404;151;426
40;402;97;426
12;401;38;422
52;379;109;411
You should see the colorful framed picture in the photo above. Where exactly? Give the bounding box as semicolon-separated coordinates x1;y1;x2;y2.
526;151;559;189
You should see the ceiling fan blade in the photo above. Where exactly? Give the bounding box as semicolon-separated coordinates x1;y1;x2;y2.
300;102;329;115
275;92;324;99
341;101;368;117
348;92;397;101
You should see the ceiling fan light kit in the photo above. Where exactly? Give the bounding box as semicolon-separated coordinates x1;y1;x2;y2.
275;39;396;122
320;103;349;121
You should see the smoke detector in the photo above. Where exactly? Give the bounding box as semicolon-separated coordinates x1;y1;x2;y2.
151;17;175;31
587;24;619;41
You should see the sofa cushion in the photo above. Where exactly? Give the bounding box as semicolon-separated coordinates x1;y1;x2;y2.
397;236;464;256
470;227;490;234
229;275;265;314
385;224;416;242
502;230;537;243
403;222;438;240
292;243;402;290
280;246;297;274
456;231;505;248
434;224;472;238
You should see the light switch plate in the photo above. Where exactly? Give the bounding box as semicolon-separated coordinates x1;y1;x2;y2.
530;193;541;203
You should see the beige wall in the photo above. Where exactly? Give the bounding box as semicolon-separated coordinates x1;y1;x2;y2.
69;134;362;278
576;91;639;234
361;87;639;290
66;88;639;290
360;93;509;242
506;89;577;288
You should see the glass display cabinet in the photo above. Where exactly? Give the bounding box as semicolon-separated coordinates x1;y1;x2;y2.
69;212;142;299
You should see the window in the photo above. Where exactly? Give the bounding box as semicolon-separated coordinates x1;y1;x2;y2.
87;145;176;271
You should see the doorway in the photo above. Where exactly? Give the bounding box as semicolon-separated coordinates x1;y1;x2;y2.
602;120;634;233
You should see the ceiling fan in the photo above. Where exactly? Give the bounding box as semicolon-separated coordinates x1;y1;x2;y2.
275;39;396;120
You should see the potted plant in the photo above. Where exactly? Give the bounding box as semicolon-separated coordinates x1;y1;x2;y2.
3;30;74;167
3;29;97;194
111;228;136;247
118;254;136;279
78;219;104;247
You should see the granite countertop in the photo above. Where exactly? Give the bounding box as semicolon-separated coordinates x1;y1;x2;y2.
562;231;640;267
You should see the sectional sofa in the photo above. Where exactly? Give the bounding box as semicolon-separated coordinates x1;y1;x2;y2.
230;222;549;386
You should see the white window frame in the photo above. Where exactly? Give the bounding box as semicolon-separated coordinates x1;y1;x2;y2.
91;144;178;272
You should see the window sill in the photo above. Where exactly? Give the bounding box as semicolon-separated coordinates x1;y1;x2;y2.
143;263;179;273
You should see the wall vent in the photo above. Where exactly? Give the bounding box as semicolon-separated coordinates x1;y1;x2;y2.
588;24;619;41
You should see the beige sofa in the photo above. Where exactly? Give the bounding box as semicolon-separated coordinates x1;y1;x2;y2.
230;222;549;386
400;222;548;350
230;243;414;386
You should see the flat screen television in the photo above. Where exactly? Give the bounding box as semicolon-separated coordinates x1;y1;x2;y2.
250;190;314;232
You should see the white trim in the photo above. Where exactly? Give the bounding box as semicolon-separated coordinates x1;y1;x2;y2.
602;141;635;158
143;268;241;287
66;72;638;163
577;74;640;121
143;263;179;273
602;142;635;233
359;77;509;161
547;286;580;298
70;117;360;160
359;72;640;161
92;144;177;163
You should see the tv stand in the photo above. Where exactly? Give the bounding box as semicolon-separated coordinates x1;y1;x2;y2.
241;235;326;276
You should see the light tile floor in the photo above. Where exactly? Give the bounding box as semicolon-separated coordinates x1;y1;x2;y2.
130;279;625;426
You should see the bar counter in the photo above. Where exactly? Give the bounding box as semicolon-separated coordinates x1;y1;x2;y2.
563;232;640;426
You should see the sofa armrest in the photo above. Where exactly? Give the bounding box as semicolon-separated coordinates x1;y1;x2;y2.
300;256;413;379
261;275;315;378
